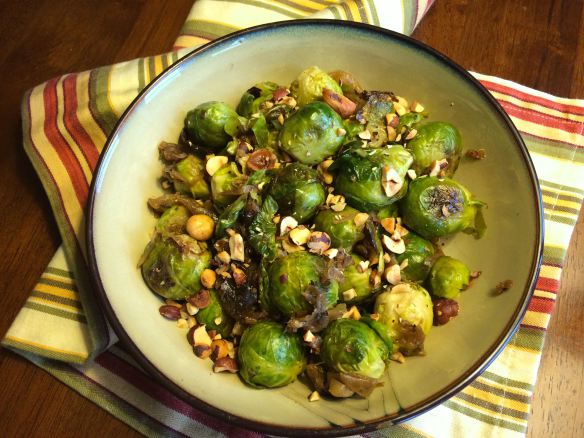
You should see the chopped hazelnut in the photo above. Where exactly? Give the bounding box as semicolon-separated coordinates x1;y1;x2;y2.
213;357;239;373
205;155;228;176
308;391;320;402
229;233;245;262
280;216;298;235
200;269;217;289
290;226;311;245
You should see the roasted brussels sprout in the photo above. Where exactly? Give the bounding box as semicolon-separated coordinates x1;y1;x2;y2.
266;251;338;317
313;206;366;249
184;101;240;150
321;319;389;379
397;232;436;283
406;122;462;176
236;81;279;117
210;162;246;209
357;92;395;147
279;101;345;165
155;205;189;236
427;256;470;299
400;176;485;239
238;321;306;388
296;66;343;106
269;163;325;223
338;255;373;304
195;289;233;337
140;234;211;300
374;283;433;355
330;144;414;211
171;155;210;199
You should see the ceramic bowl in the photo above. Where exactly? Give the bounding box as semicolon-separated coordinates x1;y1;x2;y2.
87;20;543;436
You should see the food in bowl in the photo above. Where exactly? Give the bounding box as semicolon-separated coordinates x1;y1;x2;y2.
138;66;487;400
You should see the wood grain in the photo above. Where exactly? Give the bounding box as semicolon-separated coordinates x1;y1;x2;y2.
0;1;581;436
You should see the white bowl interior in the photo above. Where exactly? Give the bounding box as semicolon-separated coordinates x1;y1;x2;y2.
91;23;539;431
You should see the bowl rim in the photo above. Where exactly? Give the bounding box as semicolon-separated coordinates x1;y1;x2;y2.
86;19;544;437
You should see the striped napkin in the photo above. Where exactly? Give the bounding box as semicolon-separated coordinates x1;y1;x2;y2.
3;1;583;436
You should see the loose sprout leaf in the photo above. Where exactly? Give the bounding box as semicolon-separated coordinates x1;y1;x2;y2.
251;115;269;148
248;195;279;261
215;194;247;238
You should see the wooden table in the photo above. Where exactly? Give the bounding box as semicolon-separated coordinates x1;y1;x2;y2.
0;1;582;436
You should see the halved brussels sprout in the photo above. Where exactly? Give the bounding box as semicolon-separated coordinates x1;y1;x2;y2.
210;162;246;209
330;144;413;211
400;176;485;239
397;232;436;283
195;289;233;337
140;234;211;300
269;163;325;223
172;155;210;199
374;283;433;355
236;81;279;117
296;66;343;106
279;101;345;165
338;255;373;304
313;206;366;249
321;319;389;379
406;122;462;176
266;251;338;317
184;101;240;150
427;256;470;299
155;205;189;236
238;321;306;388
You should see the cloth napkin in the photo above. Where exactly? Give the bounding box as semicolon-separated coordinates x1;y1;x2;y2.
3;0;584;436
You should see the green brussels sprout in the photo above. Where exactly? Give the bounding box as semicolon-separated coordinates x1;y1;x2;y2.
140;234;211;300
210;162;246;209
321;319;389;379
296;66;343;106
330;144;414;211
236;81;279;117
427;256;470;299
396;232;436;283
313;206;366;249
279;101;345;165
406;122;462;176
238;321;306;388
338;255;373;304
357;92;395;148
374;283;433;355
184;101;240;150
195;289;233;337
155;205;189;236
269;163;325;223
266;251;338;317
172;155;210;199
400;176;485;239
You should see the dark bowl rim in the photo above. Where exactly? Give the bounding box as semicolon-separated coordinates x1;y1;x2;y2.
86;19;544;437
